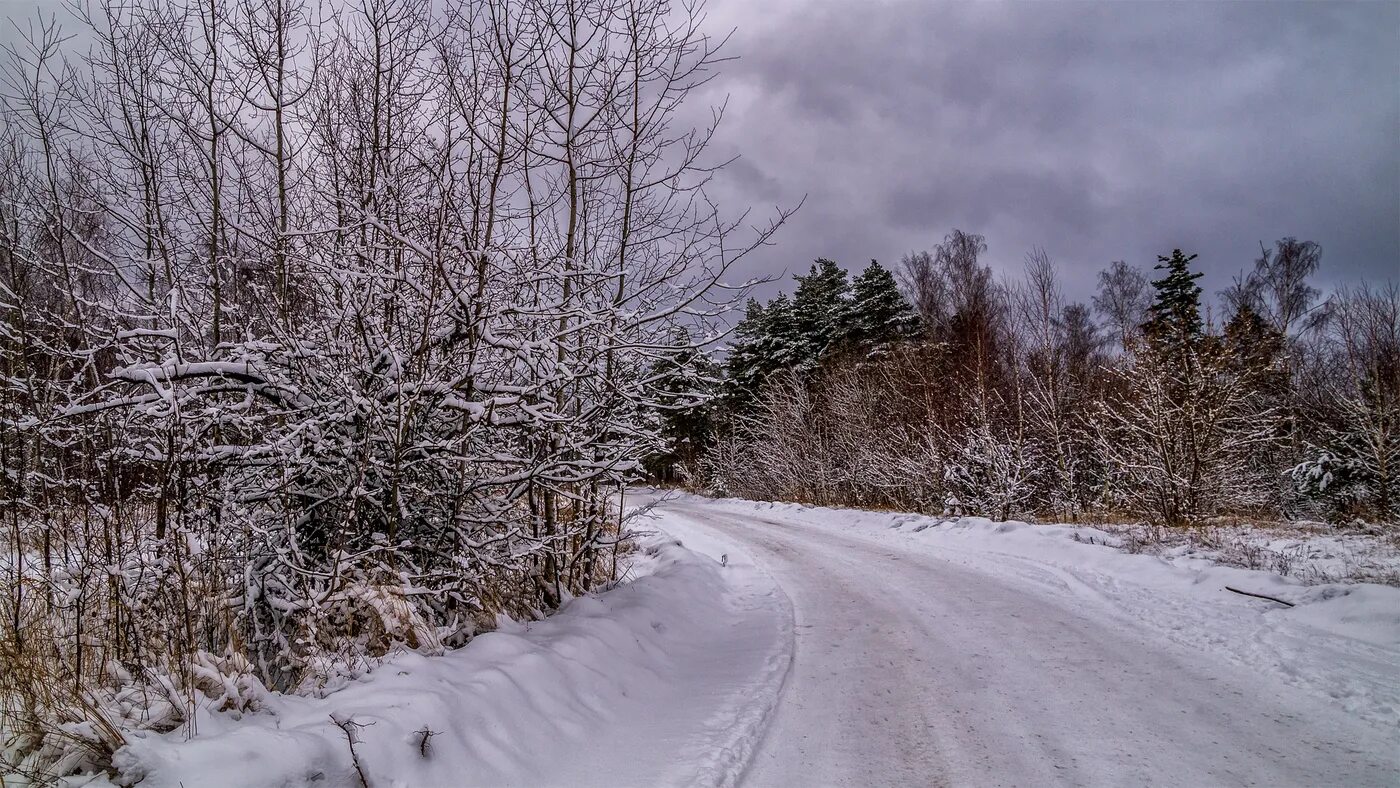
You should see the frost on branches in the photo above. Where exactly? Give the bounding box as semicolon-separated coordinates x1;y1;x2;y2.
701;239;1398;536
0;0;786;780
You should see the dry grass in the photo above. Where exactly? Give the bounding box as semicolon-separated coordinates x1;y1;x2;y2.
1101;520;1400;587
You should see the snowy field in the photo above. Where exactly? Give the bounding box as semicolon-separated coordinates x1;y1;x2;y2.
89;490;1400;787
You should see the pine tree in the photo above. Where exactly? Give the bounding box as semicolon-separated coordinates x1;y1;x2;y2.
1103;249;1283;523
843;260;920;351
1145;249;1203;358
724;298;769;406
760;292;803;371
645;332;722;482
723;293;801;412
790;259;851;371
1223;302;1285;385
1220;301;1289;510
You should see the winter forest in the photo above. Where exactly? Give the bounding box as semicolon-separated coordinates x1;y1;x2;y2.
676;236;1399;530
0;0;1396;783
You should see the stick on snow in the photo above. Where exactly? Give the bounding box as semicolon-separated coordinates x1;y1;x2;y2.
1224;586;1295;607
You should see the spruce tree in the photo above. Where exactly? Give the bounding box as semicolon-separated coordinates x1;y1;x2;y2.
723;299;767;408
791;259;851;370
1145;249;1204;358
844;259;920;350
1223;302;1284;383
645;333;722;481
723;293;800;412
760;292;803;371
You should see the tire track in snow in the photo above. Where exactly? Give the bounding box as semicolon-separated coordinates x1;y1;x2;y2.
653;495;1400;788
625;501;797;788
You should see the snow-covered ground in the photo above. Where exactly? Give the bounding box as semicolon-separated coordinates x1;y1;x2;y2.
96;490;1400;787
649;491;1400;787
1096;519;1400;587
101;526;791;788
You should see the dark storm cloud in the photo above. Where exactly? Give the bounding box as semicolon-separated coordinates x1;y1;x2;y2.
698;0;1400;302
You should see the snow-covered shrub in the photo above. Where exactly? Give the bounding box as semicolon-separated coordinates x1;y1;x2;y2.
942;422;1038;522
1094;334;1282;525
1289;367;1398;528
1291;449;1368;522
0;0;783;779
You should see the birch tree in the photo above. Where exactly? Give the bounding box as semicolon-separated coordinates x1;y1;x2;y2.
0;0;789;777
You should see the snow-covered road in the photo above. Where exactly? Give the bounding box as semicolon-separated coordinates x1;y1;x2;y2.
648;493;1400;787
112;491;1399;788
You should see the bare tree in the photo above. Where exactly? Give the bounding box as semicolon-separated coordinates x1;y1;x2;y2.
898;248;945;333
1292;285;1400;522
0;0;792;777
1250;238;1324;337
1093;260;1150;350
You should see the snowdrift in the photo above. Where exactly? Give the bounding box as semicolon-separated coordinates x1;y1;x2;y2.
105;529;793;788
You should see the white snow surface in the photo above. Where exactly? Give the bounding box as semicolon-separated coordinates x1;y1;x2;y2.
649;491;1400;787
1128;523;1400;587
104;491;1400;787
107;526;793;788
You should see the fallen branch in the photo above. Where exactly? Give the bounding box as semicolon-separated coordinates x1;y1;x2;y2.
1225;586;1295;607
415;726;439;758
331;714;373;788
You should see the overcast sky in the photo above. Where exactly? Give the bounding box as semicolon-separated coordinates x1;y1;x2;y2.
2;0;1395;305
693;0;1399;304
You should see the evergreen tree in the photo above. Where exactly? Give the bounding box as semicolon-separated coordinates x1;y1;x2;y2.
1145;249;1204;357
725;299;772;410
723;293;801;412
727;258;911;400
1103;249;1284;523
1291;376;1399;524
843;260;920;350
723;298;768;405
645;332;722;482
1220;301;1289;509
760;292;803;370
1222;302;1285;385
790;259;851;370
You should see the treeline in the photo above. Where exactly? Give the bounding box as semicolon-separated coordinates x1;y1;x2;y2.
655;231;1398;528
0;0;781;779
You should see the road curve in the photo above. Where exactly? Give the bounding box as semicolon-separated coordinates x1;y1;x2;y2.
654;496;1400;788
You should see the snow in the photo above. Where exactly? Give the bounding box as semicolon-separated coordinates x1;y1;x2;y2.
652;491;1400;786
1108;521;1400;587
105;528;792;788
97;491;1400;787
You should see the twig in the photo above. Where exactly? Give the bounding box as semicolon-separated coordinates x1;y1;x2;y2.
415;726;439;758
331;714;373;788
1225;586;1295;607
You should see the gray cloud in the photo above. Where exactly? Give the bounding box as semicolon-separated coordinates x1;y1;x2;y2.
698;0;1400;303
1;0;1393;303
